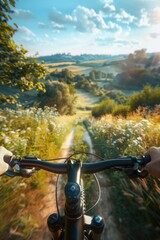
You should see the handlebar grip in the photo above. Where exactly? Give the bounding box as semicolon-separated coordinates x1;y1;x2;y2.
141;155;151;165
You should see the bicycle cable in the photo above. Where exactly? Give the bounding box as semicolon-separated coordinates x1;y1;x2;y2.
55;173;64;231
55;152;103;220
84;173;101;214
55;157;72;231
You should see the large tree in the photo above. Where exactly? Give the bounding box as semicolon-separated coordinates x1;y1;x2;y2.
0;0;46;104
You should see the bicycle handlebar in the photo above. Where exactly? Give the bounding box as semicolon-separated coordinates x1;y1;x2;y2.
11;154;151;176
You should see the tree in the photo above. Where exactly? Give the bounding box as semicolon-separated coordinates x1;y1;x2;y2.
89;71;96;81
134;48;147;59
38;81;75;115
0;0;46;104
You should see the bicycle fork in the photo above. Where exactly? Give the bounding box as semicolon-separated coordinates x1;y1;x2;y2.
47;213;104;240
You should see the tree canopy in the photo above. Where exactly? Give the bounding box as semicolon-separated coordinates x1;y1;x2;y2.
0;0;46;104
38;81;75;115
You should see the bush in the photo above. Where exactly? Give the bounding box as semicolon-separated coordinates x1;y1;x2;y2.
106;90;128;104
112;104;130;117
92;98;115;117
129;85;160;111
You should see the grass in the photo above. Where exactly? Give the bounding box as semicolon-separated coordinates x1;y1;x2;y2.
70;122;96;212
0;105;75;239
88;109;160;240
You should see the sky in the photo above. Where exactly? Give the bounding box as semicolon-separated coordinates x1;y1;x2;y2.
11;0;160;56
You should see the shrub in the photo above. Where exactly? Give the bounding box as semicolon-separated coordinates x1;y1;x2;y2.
92;98;115;117
129;85;160;111
112;104;130;117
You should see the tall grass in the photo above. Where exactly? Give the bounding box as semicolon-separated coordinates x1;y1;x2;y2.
89;109;160;240
0;105;69;239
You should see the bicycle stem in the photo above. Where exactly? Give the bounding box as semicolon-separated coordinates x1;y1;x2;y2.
64;160;84;240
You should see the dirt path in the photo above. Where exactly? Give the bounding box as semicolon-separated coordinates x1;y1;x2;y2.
83;125;122;240
97;173;122;240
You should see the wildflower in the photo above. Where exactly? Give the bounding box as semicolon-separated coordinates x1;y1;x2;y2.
36;127;42;131
19;183;27;189
3;136;11;144
10;131;16;134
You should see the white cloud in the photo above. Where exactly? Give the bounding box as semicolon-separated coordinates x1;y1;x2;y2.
102;0;116;12
73;6;108;33
115;9;136;24
38;22;49;29
137;9;149;27
13;9;34;19
17;26;36;36
51;22;65;30
150;32;160;38
49;8;75;24
149;7;160;24
49;6;108;33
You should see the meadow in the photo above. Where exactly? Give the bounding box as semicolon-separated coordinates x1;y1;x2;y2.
88;108;160;240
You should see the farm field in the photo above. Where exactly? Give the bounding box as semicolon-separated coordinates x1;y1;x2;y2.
45;59;122;76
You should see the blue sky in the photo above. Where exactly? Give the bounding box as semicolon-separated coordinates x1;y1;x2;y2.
11;0;160;56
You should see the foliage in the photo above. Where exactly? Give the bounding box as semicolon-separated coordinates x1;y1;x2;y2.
0;105;68;238
112;104;130;117
89;112;160;239
38;80;76;115
129;85;160;111
112;49;160;90
114;68;159;89
89;70;107;80
37;53;110;64
92;98;115;117
106;90;128;104
0;0;46;104
49;68;74;83
49;69;106;97
0;106;65;156
72;124;90;158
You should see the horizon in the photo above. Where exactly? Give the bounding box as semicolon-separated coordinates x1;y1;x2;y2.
11;0;160;57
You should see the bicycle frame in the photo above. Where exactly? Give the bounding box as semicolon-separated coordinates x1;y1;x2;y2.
47;159;104;240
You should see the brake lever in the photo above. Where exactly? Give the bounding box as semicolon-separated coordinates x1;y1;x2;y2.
123;162;148;178
114;162;148;178
5;165;36;178
5;156;39;178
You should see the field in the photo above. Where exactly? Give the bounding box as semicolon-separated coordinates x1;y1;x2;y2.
45;59;122;76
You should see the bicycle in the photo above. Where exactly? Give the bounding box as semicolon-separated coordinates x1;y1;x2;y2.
3;152;150;240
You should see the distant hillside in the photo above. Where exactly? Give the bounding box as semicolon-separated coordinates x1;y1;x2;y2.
37;53;127;63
